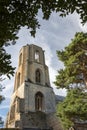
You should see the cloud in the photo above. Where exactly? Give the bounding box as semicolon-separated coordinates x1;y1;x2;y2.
0;105;9;110
78;21;87;32
0;97;10;123
2;79;14;99
3;12;83;99
1;11;86;124
0;114;6;121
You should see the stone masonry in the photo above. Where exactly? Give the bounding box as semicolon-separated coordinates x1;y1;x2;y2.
5;44;62;130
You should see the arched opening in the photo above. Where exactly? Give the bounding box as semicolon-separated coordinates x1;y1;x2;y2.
35;51;40;62
35;69;41;83
10;104;15;120
35;92;43;111
17;73;21;88
19;53;22;66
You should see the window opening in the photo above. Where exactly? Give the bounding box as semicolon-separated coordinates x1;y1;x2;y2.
36;69;41;83
19;53;22;66
35;51;40;62
35;92;43;111
10;104;15;120
17;73;20;87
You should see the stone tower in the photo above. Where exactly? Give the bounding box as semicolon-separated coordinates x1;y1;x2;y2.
5;44;56;130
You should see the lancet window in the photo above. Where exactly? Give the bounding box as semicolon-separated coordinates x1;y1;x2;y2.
19;53;22;66
17;73;21;88
35;69;41;83
10;104;15;120
35;51;40;62
35;92;43;111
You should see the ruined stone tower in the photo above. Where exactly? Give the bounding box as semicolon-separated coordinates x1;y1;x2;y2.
6;44;56;130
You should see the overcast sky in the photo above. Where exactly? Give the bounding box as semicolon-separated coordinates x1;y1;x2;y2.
0;12;87;125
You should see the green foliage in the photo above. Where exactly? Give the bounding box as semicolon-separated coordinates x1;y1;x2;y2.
57;88;87;130
0;0;87;47
0;0;87;81
0;84;5;127
0;82;5;104
55;32;87;129
0;117;4;127
54;32;87;89
0;47;15;78
0;46;14;123
0;46;15;106
0;93;5;104
0;46;14;120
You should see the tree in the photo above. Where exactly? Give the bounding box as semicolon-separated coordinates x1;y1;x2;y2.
0;48;15;102
0;0;87;77
54;32;87;129
0;83;5;128
0;46;15;119
0;117;4;127
0;46;15;127
54;32;87;89
57;88;87;130
0;47;15;78
0;46;15;104
0;0;87;47
0;83;5;104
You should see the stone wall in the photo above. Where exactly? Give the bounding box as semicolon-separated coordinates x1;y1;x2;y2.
74;122;87;130
20;111;48;129
24;82;56;113
5;44;56;129
46;113;63;130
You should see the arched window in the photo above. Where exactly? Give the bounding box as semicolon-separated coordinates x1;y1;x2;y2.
35;92;43;111
19;53;22;66
35;69;41;83
10;104;15;120
17;73;20;88
35;51;40;62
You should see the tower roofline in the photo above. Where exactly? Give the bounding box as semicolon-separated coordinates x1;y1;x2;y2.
19;44;43;53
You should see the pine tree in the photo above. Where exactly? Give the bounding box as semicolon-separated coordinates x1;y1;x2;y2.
54;32;87;129
55;32;87;89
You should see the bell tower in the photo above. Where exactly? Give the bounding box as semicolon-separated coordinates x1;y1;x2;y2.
6;44;56;129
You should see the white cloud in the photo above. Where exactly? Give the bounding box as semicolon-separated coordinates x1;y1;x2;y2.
0;105;9;110
78;22;87;32
0;114;5;120
2;80;14;99
1;11;87;124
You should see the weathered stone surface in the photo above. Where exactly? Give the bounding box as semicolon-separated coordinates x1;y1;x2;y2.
46;114;63;130
5;44;57;130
